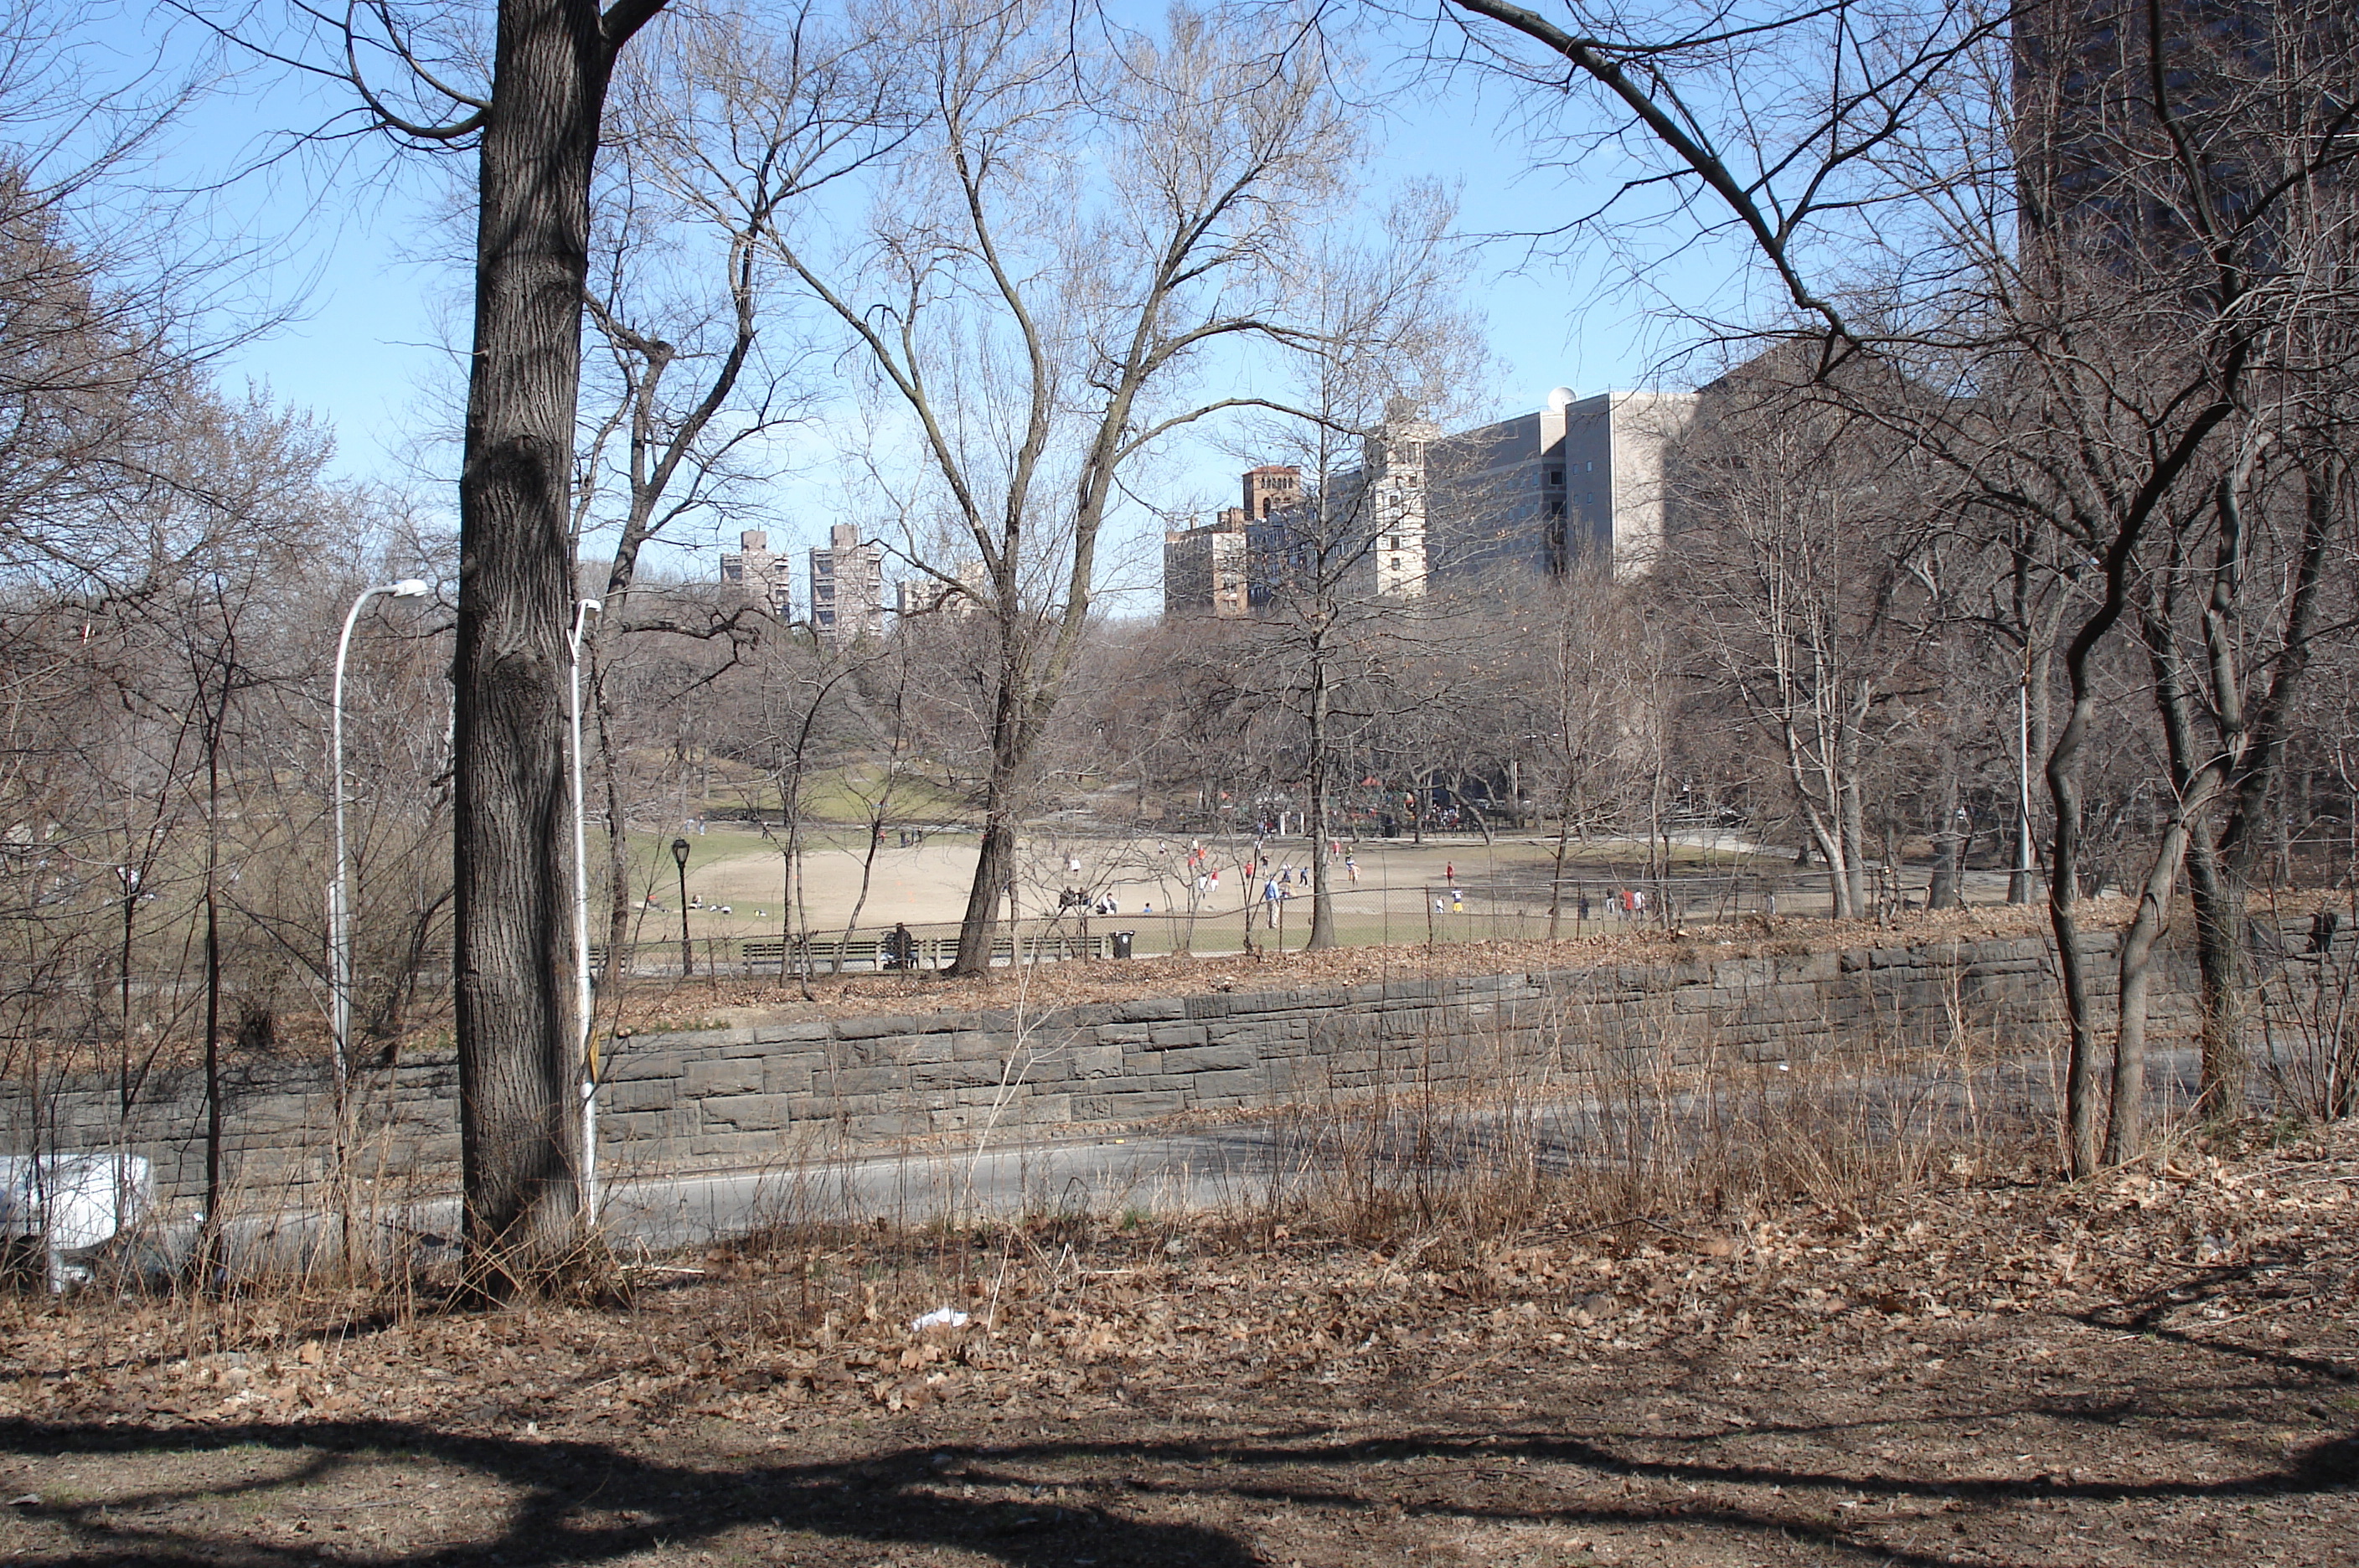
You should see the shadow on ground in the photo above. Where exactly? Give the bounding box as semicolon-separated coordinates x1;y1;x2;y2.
1;1401;2351;1568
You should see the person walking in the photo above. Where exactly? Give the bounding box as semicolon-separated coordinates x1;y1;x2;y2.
1444;861;1455;886
1345;853;1359;884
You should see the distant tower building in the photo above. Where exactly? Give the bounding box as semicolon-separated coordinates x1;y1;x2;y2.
1163;516;1252;618
896;559;988;619
1240;464;1301;522
1363;400;1438;599
718;529;794;616
1164;466;1296;616
809;524;884;647
1546;389;1696;579
1236;406;1435;607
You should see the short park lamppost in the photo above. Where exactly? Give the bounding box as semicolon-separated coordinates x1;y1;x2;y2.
671;836;693;976
329;578;431;1096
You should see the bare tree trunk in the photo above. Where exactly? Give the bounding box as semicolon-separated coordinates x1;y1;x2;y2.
1306;642;1336;950
2108;790;2217;1163
957;815;1017;976
2048;572;2132;1178
456;0;653;1289
2187;457;2336;1116
1928;756;1964;910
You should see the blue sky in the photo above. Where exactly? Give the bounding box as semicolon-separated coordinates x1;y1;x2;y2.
131;4;1740;605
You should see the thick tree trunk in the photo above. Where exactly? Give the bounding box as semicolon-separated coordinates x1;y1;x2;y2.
2106;797;2212;1163
2187;458;2336;1115
952;642;1029;975
1927;754;1963;911
455;0;619;1289
2183;834;2244;1118
955;812;1016;976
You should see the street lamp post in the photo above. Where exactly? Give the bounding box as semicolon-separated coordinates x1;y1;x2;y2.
329;579;430;1099
672;837;693;976
569;600;602;1220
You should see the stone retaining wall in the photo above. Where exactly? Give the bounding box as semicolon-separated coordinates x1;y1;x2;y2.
3;924;2209;1211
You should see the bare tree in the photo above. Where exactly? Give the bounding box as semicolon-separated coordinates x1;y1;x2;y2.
1664;357;1938;919
1437;0;2359;1172
253;0;681;1287
725;0;1362;974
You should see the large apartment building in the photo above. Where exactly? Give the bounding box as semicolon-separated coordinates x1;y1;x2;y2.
718;529;795;616
809;523;885;647
1163;387;1695;616
1161;465;1299;617
1426;387;1696;581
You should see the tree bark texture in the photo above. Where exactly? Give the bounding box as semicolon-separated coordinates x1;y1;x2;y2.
456;0;622;1287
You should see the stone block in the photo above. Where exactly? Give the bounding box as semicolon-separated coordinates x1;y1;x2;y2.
1075;1091;1188;1122
751;1021;834;1044
1148;1023;1208;1048
847;1111;930;1139
685;1058;765;1097
762;1055;823;1095
1204;1022;1289;1052
816;1065;905;1097
700;1094;794;1131
955;1030;1016;1060
606;1047;689;1083
910;1057;1020;1091
1149;1042;1257;1074
603;1078;677;1113
899;1032;958;1065
1009;1094;1071;1125
834;1014;935;1041
1185;1068;1265;1101
1070;1044;1125;1079
1118;998;1187;1022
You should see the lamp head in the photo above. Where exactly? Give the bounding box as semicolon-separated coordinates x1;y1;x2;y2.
671;837;691;868
390;579;431;599
581;599;602;613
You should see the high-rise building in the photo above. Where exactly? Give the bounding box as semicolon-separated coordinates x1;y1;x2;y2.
809;524;884;647
1163;516;1252;617
1235;407;1436;607
2013;1;2349;260
718;529;794;616
1427;388;1695;583
1168;388;1693;619
896;559;989;619
1164;466;1297;616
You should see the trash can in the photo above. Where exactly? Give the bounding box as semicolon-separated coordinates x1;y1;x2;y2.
1111;931;1135;959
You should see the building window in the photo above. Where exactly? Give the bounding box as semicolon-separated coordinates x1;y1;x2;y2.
1387;536;1400;550
1547;469;1562;486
